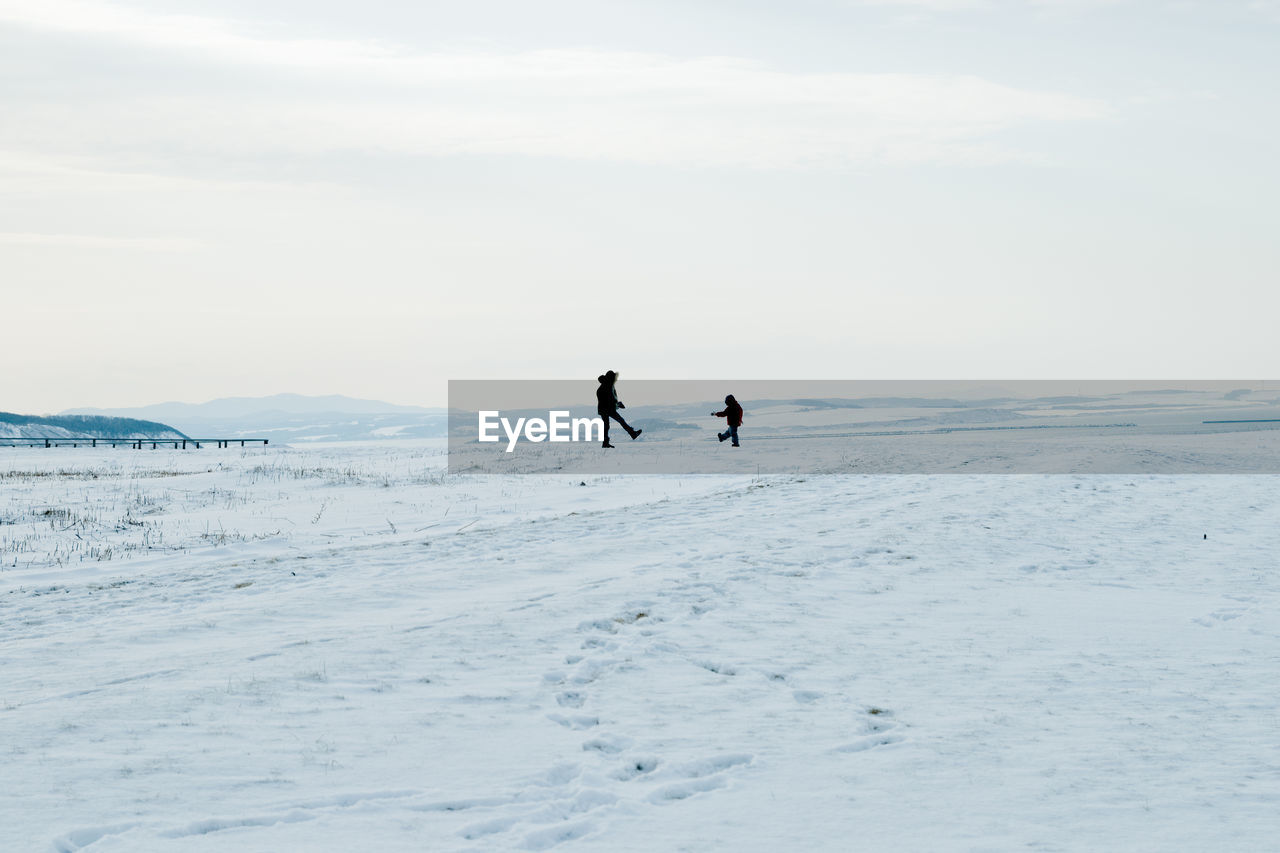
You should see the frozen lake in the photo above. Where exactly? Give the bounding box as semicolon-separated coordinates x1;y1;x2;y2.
2;441;1278;851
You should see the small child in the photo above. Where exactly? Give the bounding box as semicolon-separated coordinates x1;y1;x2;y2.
712;395;743;447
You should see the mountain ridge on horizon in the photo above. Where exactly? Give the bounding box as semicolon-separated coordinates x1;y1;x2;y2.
59;394;448;443
64;393;443;420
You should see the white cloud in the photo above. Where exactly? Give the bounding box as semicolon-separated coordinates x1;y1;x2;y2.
0;1;1106;170
1247;0;1280;20
0;150;295;193
0;0;398;69
0;231;203;250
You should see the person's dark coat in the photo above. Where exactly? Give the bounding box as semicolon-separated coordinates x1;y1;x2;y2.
715;396;743;427
596;372;622;417
596;383;615;416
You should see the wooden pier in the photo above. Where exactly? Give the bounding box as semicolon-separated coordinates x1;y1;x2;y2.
0;438;270;449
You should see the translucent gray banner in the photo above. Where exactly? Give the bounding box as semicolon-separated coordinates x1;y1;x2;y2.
448;380;1280;474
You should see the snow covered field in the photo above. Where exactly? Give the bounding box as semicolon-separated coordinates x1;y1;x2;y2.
3;441;1279;851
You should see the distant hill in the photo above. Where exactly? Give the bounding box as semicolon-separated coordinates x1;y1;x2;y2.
0;412;186;440
64;394;447;442
66;393;438;421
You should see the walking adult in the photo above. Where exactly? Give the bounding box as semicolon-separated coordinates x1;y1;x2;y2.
596;371;641;448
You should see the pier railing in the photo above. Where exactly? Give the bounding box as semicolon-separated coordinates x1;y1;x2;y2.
0;438;270;449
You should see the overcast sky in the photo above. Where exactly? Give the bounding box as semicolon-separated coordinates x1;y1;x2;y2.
3;0;1277;412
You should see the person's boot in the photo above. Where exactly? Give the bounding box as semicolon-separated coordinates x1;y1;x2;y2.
602;441;615;448
718;432;728;442
630;428;642;440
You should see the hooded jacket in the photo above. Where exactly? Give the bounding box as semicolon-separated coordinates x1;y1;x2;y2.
596;376;620;416
715;397;743;427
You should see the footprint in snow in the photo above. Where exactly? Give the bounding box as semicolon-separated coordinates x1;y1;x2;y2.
696;660;737;676
1194;607;1247;627
833;732;906;753
647;774;729;803
569;657;619;685
610;756;660;781
581;733;633;754
676;753;755;778
833;717;906;753
555;691;585;708
645;753;754;804
546;713;598;730
520;819;596;851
